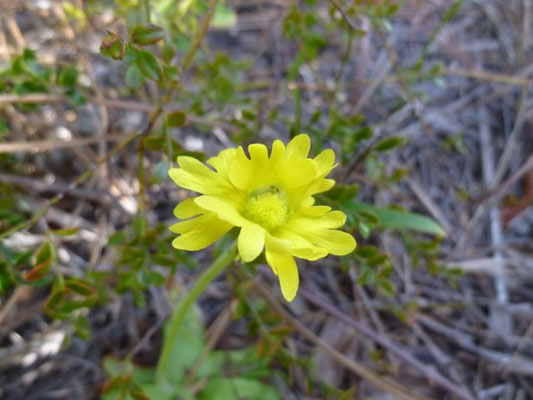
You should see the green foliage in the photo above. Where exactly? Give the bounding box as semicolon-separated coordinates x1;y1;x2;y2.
103;304;280;400
341;200;445;236
0;48;86;106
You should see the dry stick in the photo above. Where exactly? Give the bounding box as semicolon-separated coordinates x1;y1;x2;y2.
479;153;533;203
479;108;510;336
0;132;141;240
254;282;429;400
0;93;64;104
0;172;121;206
442;68;531;86
0;94;238;133
523;0;532;54
455;86;530;253
418;314;533;376
298;287;477;400
0;135;131;154
0;286;27;327
352;60;393;115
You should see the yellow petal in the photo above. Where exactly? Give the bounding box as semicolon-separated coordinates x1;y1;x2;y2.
314;149;336;177
291;247;329;261
287;177;334;209
279;208;355;257
170;213;232;251
275;228;329;261
277;158;318;188
194;195;248;227
228;146;256;190
309;230;357;256
207;148;237;175
265;250;299;302
286;134;310;159
174;197;202;219
248;143;269;163
265;233;291;255
309;178;336;195
270;140;286;162
263;235;292;277
298;205;331;217
238;223;265;262
295;207;346;228
169;156;230;195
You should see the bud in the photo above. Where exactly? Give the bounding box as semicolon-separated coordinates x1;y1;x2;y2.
131;24;165;46
100;32;126;60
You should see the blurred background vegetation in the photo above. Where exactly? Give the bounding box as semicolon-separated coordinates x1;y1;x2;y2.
1;0;533;399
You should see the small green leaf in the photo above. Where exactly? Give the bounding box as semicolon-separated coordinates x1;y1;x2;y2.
342;200;445;236
126;64;145;89
66;89;87;106
33;238;55;266
65;278;95;296
51;227;79;237
24;259;51;282
377;278;396;297
373;136;407;152
151;160;169;184
108;230;127;245
57;66;78;88
131;24;165;45
355;245;378;258
357;266;375;286
211;4;238;28
100;32;126;60
353;126;373;143
136;50;163;81
166;110;187;127
324;184;359;202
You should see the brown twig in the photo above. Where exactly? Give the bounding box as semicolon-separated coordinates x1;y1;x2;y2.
298;287;477;400
254;281;429;400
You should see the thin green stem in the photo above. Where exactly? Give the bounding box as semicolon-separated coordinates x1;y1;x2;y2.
181;0;218;73
155;241;238;388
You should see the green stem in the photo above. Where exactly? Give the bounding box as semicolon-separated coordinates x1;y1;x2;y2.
156;241;238;387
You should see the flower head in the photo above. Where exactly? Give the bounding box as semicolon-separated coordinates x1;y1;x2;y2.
169;134;356;301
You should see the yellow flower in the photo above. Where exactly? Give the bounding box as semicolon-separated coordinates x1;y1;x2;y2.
169;134;356;302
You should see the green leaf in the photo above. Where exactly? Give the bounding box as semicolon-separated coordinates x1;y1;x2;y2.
377;278;396;297
131;24;165;45
136;50;162;81
342;200;445;236
100;33;126;60
211;4;238;28
373;136;407;152
65;278;95;296
33;238;55;266
126;64;145;89
51;227;79;237
57;66;78;88
323;184;359;202
66;88;87;107
151;160;169;184
198;377;279;400
166;110;187;127
162;304;205;384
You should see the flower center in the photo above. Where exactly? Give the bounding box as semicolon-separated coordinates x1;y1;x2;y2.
242;185;289;231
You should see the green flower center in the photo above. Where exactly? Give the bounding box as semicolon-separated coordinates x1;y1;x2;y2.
242;185;289;231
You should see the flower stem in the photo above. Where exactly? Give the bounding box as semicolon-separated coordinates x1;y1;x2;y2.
155;241;237;388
